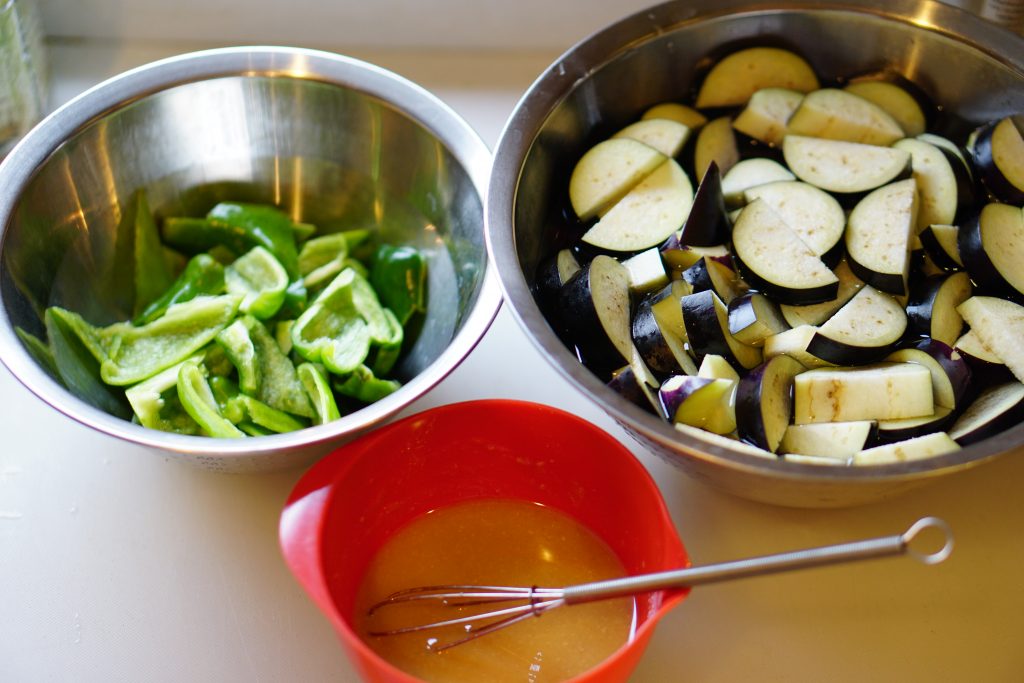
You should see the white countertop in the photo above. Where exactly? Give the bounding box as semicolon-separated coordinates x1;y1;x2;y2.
2;39;1024;683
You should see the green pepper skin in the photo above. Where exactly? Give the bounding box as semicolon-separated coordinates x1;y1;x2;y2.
177;360;245;438
243;316;315;418
333;364;401;403
45;309;132;419
133;253;226;325
370;244;426;325
125;355;204;434
297;363;341;425
132;190;177;318
225;246;289;320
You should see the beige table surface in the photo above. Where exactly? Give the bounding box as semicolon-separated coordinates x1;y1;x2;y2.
1;39;1023;683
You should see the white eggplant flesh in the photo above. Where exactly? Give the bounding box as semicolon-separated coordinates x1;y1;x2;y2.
807;286;908;364
569;138;666;220
736;354;806;452
919;224;964;271
780;421;876;458
698;353;742;382
905;272;972;347
786;88;904;146
612;118;692;157
885;340;972;410
949;382;1024;446
852;432;960;465
763;325;834;369
660;375;737;434
695;47;819;109
642;102;707;130
793;362;934;424
694;117;740;179
743;180;846;262
674;423;777;460
971;116;1024;204
958;202;1024;301
957;295;1024;382
622;247;669;294
893;137;961;232
844;80;927;137
844;178;919;295
783;135;911;194
780;260;864;328
727;292;789;347
721;158;795;207
732;87;804;146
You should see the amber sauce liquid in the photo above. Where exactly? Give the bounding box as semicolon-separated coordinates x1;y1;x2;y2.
354;499;635;683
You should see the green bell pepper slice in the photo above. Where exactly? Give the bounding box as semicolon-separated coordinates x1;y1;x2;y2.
244;316;315;418
134;253;226;325
237;395;307;433
215;319;260;395
44;308;131;419
291;268;371;373
238;421;275;437
15;326;61;382
297;362;341;425
369;308;403;376
99;294;242;386
208;375;246;425
370;244;427;325
125;355;204;434
225;246;289;319
333;364;401;403
130;190;178;318
298;233;348;278
177;359;245;438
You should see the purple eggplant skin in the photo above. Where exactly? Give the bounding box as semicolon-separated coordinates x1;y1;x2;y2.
731;252;840;306
898;338;973;410
956;209;1024;304
875;409;956;444
918;227;962;273
845;255;908;297
608;365;664;418
806;331;897;366
733;130;786;164
632;299;681;376
556;260;623;374
952;383;1024;446
904;274;963;341
679;161;732;247
658;375;714;422
937;145;980;223
970;120;1024;205
681;258;713;294
681;289;730;364
735;354;804;452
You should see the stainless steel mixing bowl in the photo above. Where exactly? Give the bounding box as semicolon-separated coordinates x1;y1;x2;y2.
487;0;1024;506
0;46;500;473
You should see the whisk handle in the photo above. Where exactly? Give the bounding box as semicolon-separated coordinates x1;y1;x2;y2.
561;516;953;605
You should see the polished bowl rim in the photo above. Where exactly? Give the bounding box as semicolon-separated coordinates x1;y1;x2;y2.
486;0;1024;484
0;45;502;458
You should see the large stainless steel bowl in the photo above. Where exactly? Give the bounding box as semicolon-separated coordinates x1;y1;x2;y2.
487;0;1024;506
0;47;500;473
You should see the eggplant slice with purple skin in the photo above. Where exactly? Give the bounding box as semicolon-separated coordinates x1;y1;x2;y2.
607;364;665;418
659;375;737;434
694;46;820;110
844;73;933;137
958;202;1024;303
782;134;912;200
557;255;635;373
742;180;846;268
919;224;964;272
844;178;919;296
957;295;1024;383
727;292;789;347
970;116;1024;205
732;87;805;147
793;362;935;424
679;161;732;247
682;289;763;371
807;286;908;365
905;271;972;347
694;117;740;180
736;353;806;452
949;382;1024;446
786;88;905;146
780;420;877;458
886;338;972;411
852;431;960;465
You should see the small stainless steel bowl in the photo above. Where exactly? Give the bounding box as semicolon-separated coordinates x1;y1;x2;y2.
0;46;500;473
487;0;1024;506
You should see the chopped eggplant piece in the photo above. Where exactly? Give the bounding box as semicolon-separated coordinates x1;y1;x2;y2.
569;138;666;220
852;431;959;465
905;272;972;346
612;118;692;157
697;353;741;382
720;158;795;207
807;286;908;365
958;202;1024;301
660;375;736;434
949;382;1024;446
780;260;864;328
875;406;954;443
844;78;929;137
679;161;731;246
736;354;806;452
783;134;911;195
957;295;1024;382
694;117;740;179
622;247;669;294
786;88;904;146
732;88;804;147
558;255;634;371
659;234;730;273
681;289;763;370
743;180;846;265
781;421;876;458
793;362;934;424
886;339;972;410
695;47;819;109
845;179;918;295
764;325;834;369
607;364;664;417
727;292;789;347
919;224;964;271
970;116;1024;204
642;102;707;130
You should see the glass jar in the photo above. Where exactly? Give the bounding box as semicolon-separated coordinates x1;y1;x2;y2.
0;0;47;157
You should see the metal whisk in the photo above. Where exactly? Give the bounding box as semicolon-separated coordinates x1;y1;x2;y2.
366;517;953;652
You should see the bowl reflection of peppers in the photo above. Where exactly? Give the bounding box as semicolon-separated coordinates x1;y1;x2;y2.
21;194;428;438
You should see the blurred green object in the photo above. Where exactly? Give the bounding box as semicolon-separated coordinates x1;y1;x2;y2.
0;0;47;157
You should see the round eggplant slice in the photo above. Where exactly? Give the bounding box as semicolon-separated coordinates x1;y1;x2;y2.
919;224;964;272
731;199;839;305
807;286;908;365
852;431;960;465
783;134;912;196
844;78;929;137
905;272;972;347
612;118;692;158
569;138;667;220
958;202;1024;302
694;117;740;179
786;88;904;146
743;180;846;266
581;158;694;254
695;47;819;109
886;339;972;410
732;88;804;147
736;354;806;452
679;161;731;247
949;382;1024;446
970;116;1024;205
557;255;634;371
845;178;918;296
720;158;795;207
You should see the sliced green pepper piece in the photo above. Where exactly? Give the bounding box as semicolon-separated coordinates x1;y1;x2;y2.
238;395;307;433
298;233;348;277
124;355;204;434
225;246;289;319
215;319;260;395
208;376;246;424
134;253;225;325
297;362;341;425
276;279;309;320
44;309;131;418
369;308;404;376
45;307;116;364
370;244;427;325
349;269;393;344
291;268;371;373
238;421;275;437
99;294;242;386
177;359;245;438
333;364;401;403
202;342;234;377
132;190;177;317
244;316;315;418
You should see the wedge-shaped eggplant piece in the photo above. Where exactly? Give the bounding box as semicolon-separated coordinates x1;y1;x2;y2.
727;292;789;347
970;116;1024;204
581;158;694;253
558;255;634;371
643;102;707;130
659;375;736;434
844;78;928;137
681;256;747;305
736;354;806;452
793;362;934;424
875;406;954;443
681;289;763;370
807;286;908;364
905;272;972;346
569;138;667;220
783;135;911;195
732;88;804;147
764;325;834;369
612;118;692;157
780;260;863;328
948;382;1024;446
695;47;819;109
886;339;971;410
607;364;664;418
954;328;1003;366
720;158;795;207
958;202;1024;301
780;421;876;458
648;279;691;339
622;247;668;294
786;89;904;145
679;161;731;246
845;178;918;295
731;198;839;305
697;353;741;382
957;295;1024;382
534;247;580;314
852;431;959;465
919;224;963;271
633;293;700;377
659;234;730;273
893;138;966;232
743;180;846;265
694;117;739;179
